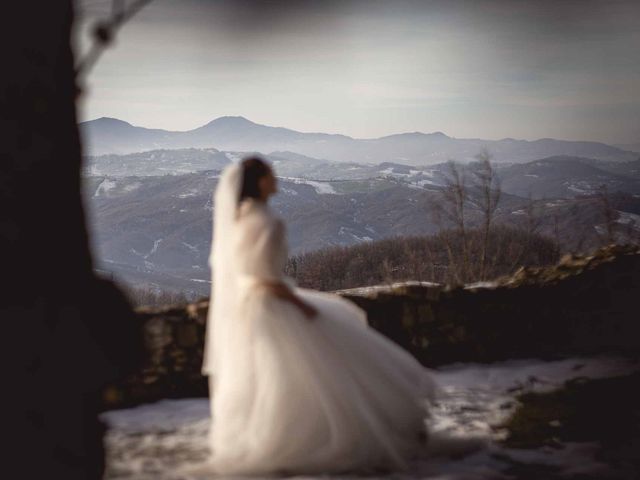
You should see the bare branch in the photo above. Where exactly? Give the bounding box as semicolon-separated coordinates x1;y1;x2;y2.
75;0;155;80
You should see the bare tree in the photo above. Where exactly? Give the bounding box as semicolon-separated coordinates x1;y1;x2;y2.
471;149;501;280
552;212;562;257
427;151;506;283
76;0;155;80
596;184;617;246
502;194;543;273
428;160;470;283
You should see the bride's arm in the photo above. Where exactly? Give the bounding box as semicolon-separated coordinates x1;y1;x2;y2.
261;279;318;320
246;216;317;319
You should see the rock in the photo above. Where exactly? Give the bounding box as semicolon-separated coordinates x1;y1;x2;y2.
104;244;640;409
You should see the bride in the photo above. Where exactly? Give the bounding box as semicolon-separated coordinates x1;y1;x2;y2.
199;155;438;476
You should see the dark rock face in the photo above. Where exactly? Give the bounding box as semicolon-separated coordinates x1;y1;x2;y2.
103;303;210;408
500;372;640;479
1;3;142;478
342;243;640;366
106;244;640;410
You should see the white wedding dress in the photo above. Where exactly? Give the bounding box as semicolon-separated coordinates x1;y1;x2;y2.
199;162;438;476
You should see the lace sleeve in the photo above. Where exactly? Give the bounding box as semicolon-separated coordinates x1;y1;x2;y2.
236;216;288;284
261;217;287;280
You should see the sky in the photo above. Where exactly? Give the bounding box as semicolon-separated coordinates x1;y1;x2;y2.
75;0;640;145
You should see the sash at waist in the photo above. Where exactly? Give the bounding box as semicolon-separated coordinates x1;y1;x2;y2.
236;274;297;289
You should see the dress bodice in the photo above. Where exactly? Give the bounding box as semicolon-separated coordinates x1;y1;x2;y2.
234;198;289;285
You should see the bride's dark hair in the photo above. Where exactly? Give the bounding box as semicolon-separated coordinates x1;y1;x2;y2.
239;155;271;202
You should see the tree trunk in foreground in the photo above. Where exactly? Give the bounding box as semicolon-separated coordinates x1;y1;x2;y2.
1;2;142;478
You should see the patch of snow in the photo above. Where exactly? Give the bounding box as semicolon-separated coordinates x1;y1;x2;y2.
224;152;242;163
100;356;638;480
182;242;199;253
337;280;441;295
178;189;199;199
305;180;336;194
94;178;117;197
279;176;337;194
434;356;634;394
147;239;163;258
278;187;298;196
564;181;594;195
617;210;640;228
416;178;437;186
123;182;141;192
463;281;498;290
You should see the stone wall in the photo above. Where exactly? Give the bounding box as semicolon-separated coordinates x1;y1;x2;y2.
103;244;640;410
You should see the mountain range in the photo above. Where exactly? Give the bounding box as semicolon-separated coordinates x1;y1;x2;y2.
80;116;639;165
83;147;640;296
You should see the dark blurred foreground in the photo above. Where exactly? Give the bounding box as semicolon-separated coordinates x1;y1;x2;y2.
1;3;142;478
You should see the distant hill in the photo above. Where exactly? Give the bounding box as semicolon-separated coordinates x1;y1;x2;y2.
615;143;640;154
496;156;640;199
82;150;640;295
80;116;638;164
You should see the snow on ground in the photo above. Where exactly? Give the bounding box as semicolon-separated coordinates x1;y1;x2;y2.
278;187;299;196
337;226;373;242
616;211;640;228
123;182;141;193
334;280;441;296
305;180;336;194
414;178;438;187
463;280;499;290
564;181;594;195
147;239;163;258
182;242;199;253
178;189;199;198
223;152;243;163
100;356;638;480
278;176;337;194
94;178;117;197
